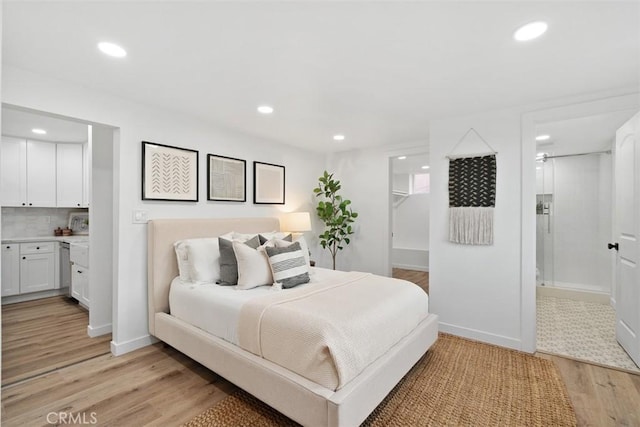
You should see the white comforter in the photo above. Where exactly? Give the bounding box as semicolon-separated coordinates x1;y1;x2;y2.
169;267;429;390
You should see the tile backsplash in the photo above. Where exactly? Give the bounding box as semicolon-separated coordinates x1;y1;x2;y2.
1;207;89;238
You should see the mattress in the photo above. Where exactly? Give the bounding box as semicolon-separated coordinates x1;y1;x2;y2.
169;267;348;344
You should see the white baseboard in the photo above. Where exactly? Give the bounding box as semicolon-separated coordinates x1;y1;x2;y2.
537;286;610;304
392;264;429;272
110;335;157;356
438;322;523;352
87;323;112;337
1;288;69;305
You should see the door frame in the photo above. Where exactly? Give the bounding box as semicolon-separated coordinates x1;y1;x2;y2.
520;94;640;353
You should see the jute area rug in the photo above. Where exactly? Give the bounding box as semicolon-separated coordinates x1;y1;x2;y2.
184;334;577;426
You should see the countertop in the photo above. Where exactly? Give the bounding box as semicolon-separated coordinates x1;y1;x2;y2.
1;235;89;244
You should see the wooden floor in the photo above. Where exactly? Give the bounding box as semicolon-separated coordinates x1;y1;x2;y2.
1;296;111;386
393;268;429;294
2;274;639;426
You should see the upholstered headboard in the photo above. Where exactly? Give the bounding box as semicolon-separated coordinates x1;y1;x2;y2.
147;217;280;334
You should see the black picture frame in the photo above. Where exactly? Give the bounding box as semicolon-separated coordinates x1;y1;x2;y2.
253;161;285;205
207;154;246;202
142;141;199;202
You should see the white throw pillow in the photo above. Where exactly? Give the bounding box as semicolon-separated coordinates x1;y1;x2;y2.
173;241;191;281
274;235;311;267
233;241;273;289
184;238;221;283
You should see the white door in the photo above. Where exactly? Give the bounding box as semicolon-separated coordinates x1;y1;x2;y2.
614;112;640;367
1;244;21;296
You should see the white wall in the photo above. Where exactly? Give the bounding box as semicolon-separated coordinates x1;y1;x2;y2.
322;143;427;275
3;66;325;354
430;109;523;349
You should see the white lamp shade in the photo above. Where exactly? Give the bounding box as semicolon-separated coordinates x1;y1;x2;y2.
281;212;311;232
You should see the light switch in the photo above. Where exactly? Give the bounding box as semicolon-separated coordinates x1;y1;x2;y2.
132;210;148;224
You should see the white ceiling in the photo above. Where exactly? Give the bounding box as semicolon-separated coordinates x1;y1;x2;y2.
3;2;639;152
2;107;88;143
536;109;636;156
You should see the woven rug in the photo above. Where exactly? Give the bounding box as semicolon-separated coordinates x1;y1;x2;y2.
184;334;576;427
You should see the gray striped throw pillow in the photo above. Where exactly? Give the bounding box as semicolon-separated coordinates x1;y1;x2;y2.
265;242;310;289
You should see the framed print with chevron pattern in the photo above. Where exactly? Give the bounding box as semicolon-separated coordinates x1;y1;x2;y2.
142;141;199;202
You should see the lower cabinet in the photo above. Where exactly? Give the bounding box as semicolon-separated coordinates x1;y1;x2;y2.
1;244;20;296
1;241;58;297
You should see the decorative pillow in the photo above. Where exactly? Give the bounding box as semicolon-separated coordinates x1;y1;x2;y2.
174;238;221;283
258;233;292;245
233;242;273;290
218;235;260;285
274;235;311;267
174;240;191;281
265;242;310;289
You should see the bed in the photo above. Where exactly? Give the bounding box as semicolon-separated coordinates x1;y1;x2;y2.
148;217;439;427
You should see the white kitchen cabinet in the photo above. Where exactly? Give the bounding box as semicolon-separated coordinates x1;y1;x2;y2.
19;248;56;294
57;143;84;207
1;244;21;296
26;141;57;207
70;242;89;308
0;136;27;207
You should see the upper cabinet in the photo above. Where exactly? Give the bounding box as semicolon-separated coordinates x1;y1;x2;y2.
1;136;88;208
56;143;84;207
0;136;27;206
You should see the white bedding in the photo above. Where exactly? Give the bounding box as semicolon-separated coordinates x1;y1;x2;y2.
169;267;353;344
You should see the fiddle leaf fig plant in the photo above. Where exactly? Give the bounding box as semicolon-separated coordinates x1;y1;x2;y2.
313;171;358;270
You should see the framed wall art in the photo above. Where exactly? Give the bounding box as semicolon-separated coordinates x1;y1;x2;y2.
207;154;246;202
142;141;199;202
253;161;285;204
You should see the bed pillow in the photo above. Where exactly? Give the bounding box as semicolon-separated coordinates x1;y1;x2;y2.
258;232;292;245
180;238;221;283
218;235;260;285
174;240;191;281
265;242;310;289
233;242;273;290
274;235;311;267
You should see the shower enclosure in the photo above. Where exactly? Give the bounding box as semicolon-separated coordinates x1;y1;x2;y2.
535;151;613;295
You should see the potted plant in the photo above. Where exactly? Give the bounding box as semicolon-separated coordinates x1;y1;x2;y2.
314;171;358;270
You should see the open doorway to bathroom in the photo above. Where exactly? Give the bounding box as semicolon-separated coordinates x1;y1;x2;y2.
390;153;429;294
535;110;639;373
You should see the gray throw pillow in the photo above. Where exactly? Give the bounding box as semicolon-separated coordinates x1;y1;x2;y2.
258;233;292;245
218;235;260;285
265;242;310;289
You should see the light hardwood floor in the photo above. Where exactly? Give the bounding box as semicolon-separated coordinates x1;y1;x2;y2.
1;296;111;386
2;275;639;426
393;268;429;294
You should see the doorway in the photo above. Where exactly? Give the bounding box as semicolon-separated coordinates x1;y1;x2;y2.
533;109;639;372
389;153;430;294
0;105;115;384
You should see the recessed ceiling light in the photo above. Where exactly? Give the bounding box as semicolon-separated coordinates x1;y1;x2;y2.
32;128;47;135
421;165;430;170
257;105;274;114
536;134;550;141
514;21;548;42
98;42;127;58
333;134;345;141
397;156;407;160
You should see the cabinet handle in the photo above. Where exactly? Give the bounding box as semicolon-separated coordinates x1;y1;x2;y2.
22;257;26;260
21;203;25;206
77;270;82;274
28;203;32;206
6;246;10;249
77;203;80;206
36;246;40;250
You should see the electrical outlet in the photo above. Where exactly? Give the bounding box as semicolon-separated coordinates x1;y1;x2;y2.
132;210;148;224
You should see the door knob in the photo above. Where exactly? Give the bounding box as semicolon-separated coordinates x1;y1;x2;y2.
608;242;619;251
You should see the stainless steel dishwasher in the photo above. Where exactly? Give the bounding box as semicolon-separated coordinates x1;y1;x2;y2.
60;242;72;295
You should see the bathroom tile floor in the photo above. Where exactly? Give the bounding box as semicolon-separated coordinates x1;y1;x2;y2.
537;296;640;373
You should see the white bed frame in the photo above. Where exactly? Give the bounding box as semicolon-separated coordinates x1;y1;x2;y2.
148;217;439;427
